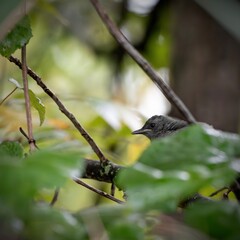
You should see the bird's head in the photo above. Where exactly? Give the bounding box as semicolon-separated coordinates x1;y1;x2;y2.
132;115;188;140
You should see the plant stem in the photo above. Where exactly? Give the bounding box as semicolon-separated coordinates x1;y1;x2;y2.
21;45;35;152
73;177;124;204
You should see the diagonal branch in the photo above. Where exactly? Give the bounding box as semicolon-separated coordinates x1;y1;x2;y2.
73;177;124;204
89;0;196;124
0;87;18;105
9;56;108;164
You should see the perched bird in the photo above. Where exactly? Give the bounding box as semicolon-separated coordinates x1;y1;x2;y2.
132;115;208;206
132;115;188;140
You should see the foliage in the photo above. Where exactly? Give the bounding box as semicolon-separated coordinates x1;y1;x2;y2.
1;125;240;239
185;201;240;239
0;2;240;240
28;89;45;125
8;78;46;126
0;16;32;57
0;141;85;239
117;124;240;211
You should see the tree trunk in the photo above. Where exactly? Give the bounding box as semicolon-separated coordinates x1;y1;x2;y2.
170;0;240;133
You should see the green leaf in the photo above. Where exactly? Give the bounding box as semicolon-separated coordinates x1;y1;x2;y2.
0;143;86;239
0;147;83;215
0;204;87;240
0;141;24;158
0;15;32;57
8;78;46;125
25;150;83;188
78;205;145;240
22;206;87;240
28;89;45;126
117;124;240;211
184;201;240;239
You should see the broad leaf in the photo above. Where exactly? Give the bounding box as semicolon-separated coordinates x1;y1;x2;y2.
0;16;32;57
0;141;24;158
28;89;45;125
0;141;83;215
117;124;240;211
185;201;240;239
78;205;145;240
8;78;46;125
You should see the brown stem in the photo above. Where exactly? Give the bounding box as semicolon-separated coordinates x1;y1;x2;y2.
9;56;108;164
73;177;124;204
0;87;18;105
209;187;228;197
89;0;196;124
21;45;35;152
19;127;39;149
50;188;60;206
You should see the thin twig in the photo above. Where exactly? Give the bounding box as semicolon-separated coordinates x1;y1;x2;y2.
73;177;124;204
9;56;108;164
19;127;39;149
179;193;211;208
209;187;228;197
89;0;196;124
21;45;35;152
19;127;29;140
0;87;18;105
50;187;60;206
111;183;116;196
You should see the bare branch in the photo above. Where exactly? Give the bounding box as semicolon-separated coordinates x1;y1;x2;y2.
209;187;228;197
73;177;124;204
50;187;60;206
179;193;211;208
89;0;196;124
19;127;39;149
21;45;35;152
0;87;18;105
9;56;108;164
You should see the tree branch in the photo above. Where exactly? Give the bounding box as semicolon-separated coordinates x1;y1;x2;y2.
50;187;60;206
89;0;196;124
73;177;124;204
179;193;211;208
209;187;228;197
9;56;108;164
21;45;36;152
81;159;122;183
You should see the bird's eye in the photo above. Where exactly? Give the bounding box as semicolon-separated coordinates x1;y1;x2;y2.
150;123;155;128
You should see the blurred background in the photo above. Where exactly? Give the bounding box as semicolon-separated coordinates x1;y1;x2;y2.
1;0;240;210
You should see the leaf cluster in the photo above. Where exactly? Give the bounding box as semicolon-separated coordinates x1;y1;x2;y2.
1;7;240;240
1;124;240;239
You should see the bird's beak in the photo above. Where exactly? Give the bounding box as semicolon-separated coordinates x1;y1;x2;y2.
132;128;151;135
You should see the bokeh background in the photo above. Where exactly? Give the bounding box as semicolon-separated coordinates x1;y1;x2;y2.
1;0;240;211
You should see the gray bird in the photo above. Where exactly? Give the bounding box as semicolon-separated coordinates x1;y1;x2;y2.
132;115;207;206
132;115;188;140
